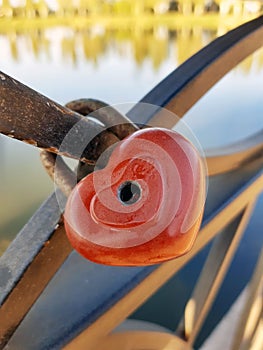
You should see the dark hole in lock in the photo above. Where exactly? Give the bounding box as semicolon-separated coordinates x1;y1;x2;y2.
118;181;141;205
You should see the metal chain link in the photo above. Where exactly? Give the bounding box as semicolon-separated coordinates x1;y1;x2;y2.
40;98;139;196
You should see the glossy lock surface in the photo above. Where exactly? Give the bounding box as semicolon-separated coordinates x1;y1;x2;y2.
64;128;206;266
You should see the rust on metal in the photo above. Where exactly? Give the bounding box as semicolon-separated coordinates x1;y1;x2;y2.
41;98;139;190
0;71;119;164
65;98;139;139
40;152;76;197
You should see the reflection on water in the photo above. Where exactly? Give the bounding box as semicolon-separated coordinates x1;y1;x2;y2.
0;6;263;254
0;0;262;17
0;135;54;252
0;15;263;70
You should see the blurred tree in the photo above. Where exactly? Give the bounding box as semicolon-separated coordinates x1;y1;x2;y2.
61;36;77;64
82;31;106;64
205;0;219;13
9;31;19;61
36;0;49;17
25;0;35;18
1;0;13;17
57;0;74;16
113;0;132;16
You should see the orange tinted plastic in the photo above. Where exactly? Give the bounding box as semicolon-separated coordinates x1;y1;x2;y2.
64;128;205;266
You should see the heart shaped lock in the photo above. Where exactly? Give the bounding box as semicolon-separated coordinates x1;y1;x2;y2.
64;127;206;266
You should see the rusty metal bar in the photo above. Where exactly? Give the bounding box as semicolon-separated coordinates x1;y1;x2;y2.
0;71;119;164
65;98;139;139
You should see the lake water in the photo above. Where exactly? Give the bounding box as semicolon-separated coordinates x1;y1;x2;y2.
0;10;263;345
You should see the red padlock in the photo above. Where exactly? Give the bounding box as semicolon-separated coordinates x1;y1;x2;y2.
64;127;206;266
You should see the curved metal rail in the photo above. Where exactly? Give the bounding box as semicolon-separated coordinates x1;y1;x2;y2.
129;14;263;176
0;15;262;349
206;130;263;176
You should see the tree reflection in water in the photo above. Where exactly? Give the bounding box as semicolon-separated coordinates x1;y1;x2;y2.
0;14;263;72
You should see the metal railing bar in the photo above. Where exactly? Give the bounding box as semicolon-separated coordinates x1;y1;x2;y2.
93;331;192;350
247;299;263;350
0;71;119;164
181;200;257;345
0;193;62;306
231;248;263;350
0;226;71;349
205;130;263;158
250;317;263;350
63;171;263;350
206;130;263;176
206;147;263;177
0;194;72;348
129;15;263;125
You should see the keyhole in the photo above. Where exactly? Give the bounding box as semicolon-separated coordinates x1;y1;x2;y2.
118;181;141;205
